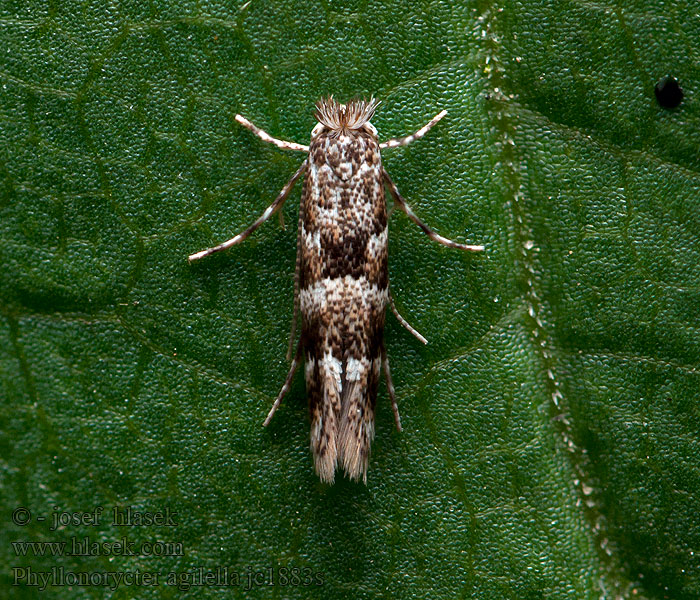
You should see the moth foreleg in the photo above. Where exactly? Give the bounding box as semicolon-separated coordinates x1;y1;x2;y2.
188;161;307;262
379;109;447;150
263;337;303;426
388;288;427;345
235;114;309;153
383;169;485;253
381;345;402;432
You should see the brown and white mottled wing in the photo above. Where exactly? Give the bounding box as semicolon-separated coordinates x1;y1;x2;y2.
191;98;479;485
299;129;388;483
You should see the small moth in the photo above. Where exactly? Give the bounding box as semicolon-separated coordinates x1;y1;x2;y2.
189;97;483;483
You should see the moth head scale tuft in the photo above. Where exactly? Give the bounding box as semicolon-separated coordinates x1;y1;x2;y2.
314;96;381;136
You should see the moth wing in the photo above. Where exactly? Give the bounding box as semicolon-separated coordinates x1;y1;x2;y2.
307;351;342;484
338;354;382;483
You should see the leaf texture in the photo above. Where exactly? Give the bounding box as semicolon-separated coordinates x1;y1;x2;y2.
1;1;699;598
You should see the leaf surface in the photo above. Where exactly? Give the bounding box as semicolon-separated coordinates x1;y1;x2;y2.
1;1;699;598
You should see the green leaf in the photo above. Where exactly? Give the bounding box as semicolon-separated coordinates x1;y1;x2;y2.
1;1;698;598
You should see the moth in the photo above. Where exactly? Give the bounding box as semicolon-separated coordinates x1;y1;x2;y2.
189;97;483;483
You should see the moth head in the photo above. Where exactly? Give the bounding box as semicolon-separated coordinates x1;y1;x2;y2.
313;96;380;138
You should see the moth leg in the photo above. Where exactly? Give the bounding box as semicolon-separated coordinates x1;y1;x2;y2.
383;169;485;252
381;345;402;432
287;195;304;360
263;337;303;426
388;288;427;345
188;160;307;262
235;114;309;153
379;109;447;150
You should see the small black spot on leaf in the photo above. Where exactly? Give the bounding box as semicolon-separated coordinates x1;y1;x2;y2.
655;76;683;109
